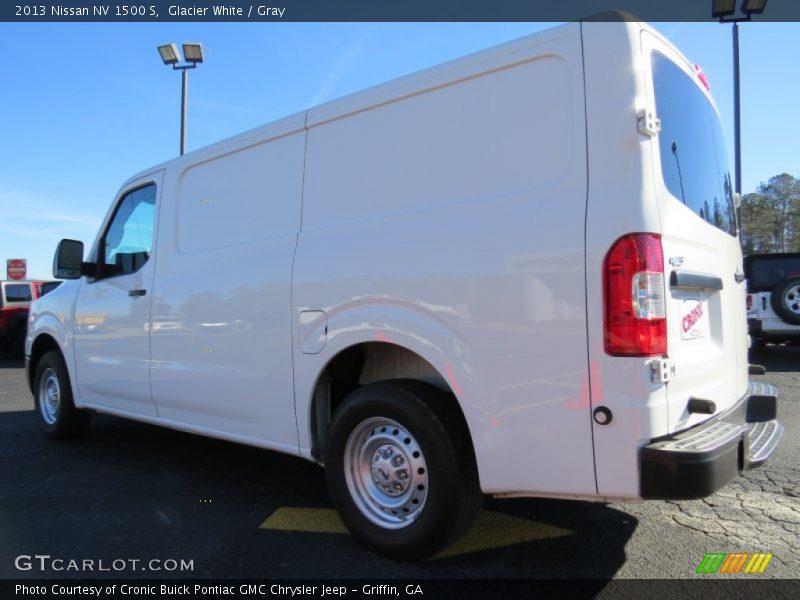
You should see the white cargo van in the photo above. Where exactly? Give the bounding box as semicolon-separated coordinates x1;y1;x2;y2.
27;18;782;560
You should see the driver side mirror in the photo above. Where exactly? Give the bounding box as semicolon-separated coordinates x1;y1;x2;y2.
53;239;93;279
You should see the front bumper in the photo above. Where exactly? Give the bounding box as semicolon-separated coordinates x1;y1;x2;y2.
640;381;782;500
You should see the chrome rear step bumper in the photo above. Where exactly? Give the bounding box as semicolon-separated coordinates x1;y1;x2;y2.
639;381;783;500
747;420;783;466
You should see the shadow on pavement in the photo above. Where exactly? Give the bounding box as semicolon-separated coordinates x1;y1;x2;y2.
0;350;24;369
0;409;636;583
750;343;800;373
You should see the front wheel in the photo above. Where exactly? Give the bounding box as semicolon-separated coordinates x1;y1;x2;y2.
33;350;92;440
325;380;481;560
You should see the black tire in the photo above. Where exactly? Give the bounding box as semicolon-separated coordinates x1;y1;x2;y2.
33;350;92;440
325;380;481;561
770;276;800;325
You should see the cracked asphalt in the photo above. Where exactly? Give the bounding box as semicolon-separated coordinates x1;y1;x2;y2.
0;344;797;580
612;344;800;578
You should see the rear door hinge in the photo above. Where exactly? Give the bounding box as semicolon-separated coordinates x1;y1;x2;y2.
650;358;675;383
637;109;661;137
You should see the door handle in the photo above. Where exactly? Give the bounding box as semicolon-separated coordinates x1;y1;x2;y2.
669;270;723;291
735;272;746;283
129;289;147;297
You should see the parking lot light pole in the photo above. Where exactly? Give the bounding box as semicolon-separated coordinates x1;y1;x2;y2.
712;0;768;195
157;43;204;156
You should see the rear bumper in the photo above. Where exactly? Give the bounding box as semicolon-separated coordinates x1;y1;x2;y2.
750;317;800;338
639;381;782;500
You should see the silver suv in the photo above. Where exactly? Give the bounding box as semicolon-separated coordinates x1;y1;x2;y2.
745;253;800;346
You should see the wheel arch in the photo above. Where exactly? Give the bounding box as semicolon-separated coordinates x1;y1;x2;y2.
306;341;477;477
28;333;65;394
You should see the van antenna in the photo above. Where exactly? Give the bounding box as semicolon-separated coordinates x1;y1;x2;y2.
671;141;687;204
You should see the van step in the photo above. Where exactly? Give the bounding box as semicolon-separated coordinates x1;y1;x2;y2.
648;421;744;454
747;380;778;400
746;381;778;422
746;420;784;467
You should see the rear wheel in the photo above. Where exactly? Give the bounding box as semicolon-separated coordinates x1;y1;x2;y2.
770;276;800;326
325;380;481;560
33;350;92;440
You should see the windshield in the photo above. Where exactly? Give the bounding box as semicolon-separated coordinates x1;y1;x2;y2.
652;52;736;236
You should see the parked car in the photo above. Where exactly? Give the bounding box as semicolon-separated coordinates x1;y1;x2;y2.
0;281;34;355
27;17;782;560
1;280;62;356
745;252;800;345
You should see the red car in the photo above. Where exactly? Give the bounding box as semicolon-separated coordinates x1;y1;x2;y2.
0;280;61;356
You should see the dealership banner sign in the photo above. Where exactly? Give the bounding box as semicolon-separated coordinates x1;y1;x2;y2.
4;0;800;22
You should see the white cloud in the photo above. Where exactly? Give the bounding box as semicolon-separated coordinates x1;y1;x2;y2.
0;181;102;229
309;34;372;107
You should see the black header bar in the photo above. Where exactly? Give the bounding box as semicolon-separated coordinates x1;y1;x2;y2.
4;0;800;23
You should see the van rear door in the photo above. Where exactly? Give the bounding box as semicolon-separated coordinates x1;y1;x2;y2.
643;34;749;433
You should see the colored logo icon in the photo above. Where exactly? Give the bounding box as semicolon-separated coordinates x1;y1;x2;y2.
696;552;773;574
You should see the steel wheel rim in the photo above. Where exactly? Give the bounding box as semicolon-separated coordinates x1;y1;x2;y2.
343;417;429;529
38;368;61;425
783;284;800;315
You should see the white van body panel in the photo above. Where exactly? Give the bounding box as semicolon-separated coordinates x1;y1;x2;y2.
147;116;306;452
73;170;164;418
26;20;768;510
582;21;668;498
295;23;595;495
640;28;748;431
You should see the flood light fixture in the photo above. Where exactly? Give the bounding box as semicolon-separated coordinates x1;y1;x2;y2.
712;0;736;18
157;42;205;156
713;0;768;20
157;44;180;65
182;43;204;64
742;0;768;15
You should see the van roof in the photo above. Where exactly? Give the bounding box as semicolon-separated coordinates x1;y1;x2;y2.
122;21;588;187
124;19;697;188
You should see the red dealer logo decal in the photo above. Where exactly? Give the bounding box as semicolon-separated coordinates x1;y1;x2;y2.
682;302;704;334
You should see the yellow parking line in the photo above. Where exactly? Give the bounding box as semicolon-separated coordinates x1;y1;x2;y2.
259;507;349;534
259;507;573;558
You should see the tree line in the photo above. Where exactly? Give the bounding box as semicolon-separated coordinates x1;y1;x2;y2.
740;173;800;255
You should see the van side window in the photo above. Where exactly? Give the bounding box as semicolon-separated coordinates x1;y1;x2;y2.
101;184;157;278
652;52;736;236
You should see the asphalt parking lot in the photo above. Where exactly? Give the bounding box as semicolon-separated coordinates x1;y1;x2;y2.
0;347;797;580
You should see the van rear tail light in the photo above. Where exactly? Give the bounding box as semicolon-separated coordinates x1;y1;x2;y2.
603;233;667;356
746;294;753;309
